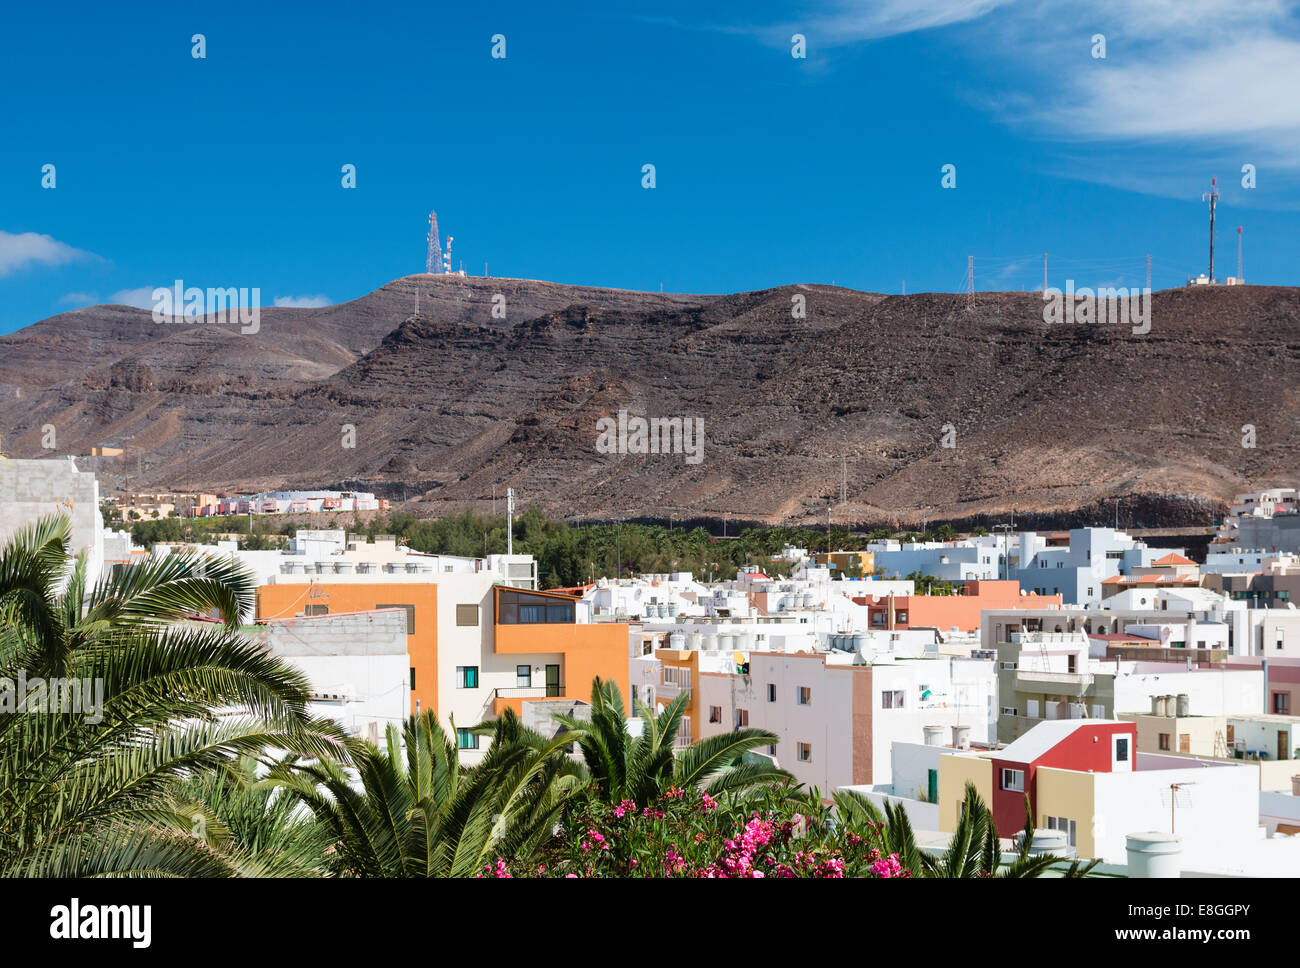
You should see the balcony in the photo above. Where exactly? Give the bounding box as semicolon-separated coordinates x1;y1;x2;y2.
494;684;564;700
1016;669;1094;696
492;684;565;716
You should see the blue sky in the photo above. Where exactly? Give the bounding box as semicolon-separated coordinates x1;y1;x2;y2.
3;0;1299;333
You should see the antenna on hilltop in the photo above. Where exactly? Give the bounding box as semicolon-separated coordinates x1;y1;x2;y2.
426;211;442;275
1201;178;1220;283
965;256;975;311
1237;226;1244;283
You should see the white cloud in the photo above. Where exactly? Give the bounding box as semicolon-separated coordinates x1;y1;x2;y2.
273;295;331;308
788;0;1011;45
58;292;99;306
111;286;164;311
0;230;97;277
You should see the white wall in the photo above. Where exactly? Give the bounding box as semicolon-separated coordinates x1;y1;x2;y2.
1113;668;1264;717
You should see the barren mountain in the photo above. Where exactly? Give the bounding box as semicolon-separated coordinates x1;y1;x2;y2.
2;274;1297;528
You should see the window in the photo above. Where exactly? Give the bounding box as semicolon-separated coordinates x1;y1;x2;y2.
1001;706;1018;717
1086;587;1094;597
767;743;777;756
1115;736;1129;762
377;603;416;633
1179;733;1191;753
1000;661;1018;671
735;708;749;728
455;603;479;627
1001;768;1024;792
679;669;693;692
1275;692;1292;715
881;689;904;709
456;666;479;689
1027;699;1039;718
497;588;574;625
409;667;416;691
1276;628;1285;650
797;686;811;706
456;728;479;750
709;705;722;723
766;683;776;702
1044;816;1077;847
1158;732;1171;751
516;665;532;688
663;667;679;685
305;604;329;616
797;742;812;762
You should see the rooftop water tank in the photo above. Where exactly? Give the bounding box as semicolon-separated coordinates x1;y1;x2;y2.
923;725;945;746
1125;833;1183;878
1176;693;1190;717
951;726;971;750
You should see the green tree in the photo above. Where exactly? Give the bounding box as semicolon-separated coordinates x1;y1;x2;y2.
0;515;345;877
556;678;792;808
271;709;580;877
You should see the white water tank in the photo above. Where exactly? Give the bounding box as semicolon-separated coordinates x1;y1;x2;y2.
951;726;970;750
668;632;685;650
923;726;945;746
1125;833;1183;878
686;632;702;651
1150;695;1163;716
701;633;718;652
1016;828;1074;859
1176;693;1190;717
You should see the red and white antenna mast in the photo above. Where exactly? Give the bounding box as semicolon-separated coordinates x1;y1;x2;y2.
443;236;454;275
426;211;442;274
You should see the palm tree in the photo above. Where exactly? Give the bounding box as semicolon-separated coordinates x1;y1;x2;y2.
0;515;347;877
159;754;334;877
555;677;793;807
833;783;1099;878
270;709;580;877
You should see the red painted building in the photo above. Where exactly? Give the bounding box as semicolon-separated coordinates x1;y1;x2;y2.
988;720;1137;836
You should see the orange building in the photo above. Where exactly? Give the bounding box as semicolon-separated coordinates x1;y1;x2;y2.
855;579;1063;633
256;575;627;757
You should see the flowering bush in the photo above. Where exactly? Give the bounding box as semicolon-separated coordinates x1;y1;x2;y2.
505;787;913;879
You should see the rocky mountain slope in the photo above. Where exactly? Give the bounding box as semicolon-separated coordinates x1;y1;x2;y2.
1;274;1296;527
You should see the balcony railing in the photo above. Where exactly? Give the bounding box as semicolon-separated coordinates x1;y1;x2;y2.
1016;669;1094;695
493;684;564;700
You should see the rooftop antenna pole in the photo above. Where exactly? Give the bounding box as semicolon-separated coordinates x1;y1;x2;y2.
1201;178;1219;282
506;487;514;556
966;256;975;311
1237;226;1243;282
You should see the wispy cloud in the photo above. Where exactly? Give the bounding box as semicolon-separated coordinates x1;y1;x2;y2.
58;291;99;307
0;230;97;277
110;286;162;310
273;295;331;308
744;1;1300;192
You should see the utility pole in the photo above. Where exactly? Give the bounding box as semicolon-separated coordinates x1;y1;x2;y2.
506;487;514;556
1201;178;1220;282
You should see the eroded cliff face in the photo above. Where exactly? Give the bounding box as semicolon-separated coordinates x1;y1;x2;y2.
1;275;1295;526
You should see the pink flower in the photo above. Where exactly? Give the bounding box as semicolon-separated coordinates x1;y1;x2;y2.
700;793;718;812
870;853;903;878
